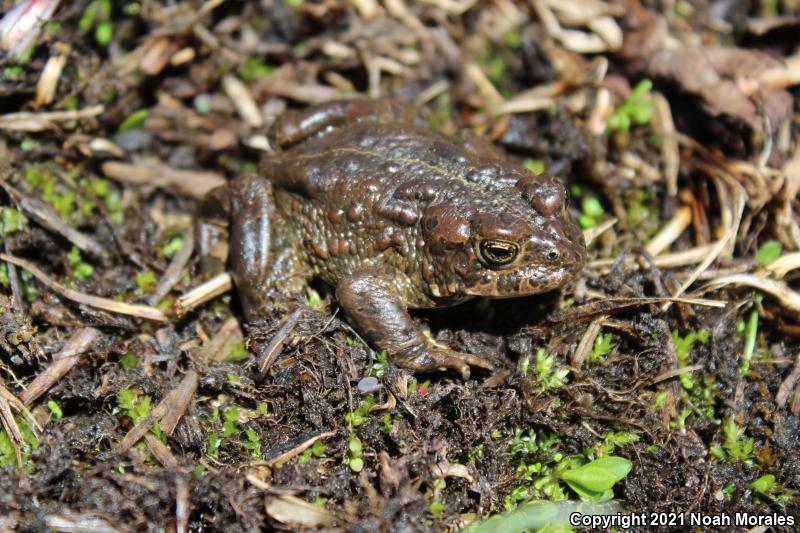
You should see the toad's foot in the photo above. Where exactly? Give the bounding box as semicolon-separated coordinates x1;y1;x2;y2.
395;343;493;380
336;267;494;380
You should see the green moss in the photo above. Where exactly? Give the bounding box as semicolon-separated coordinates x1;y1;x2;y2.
240;57;273;82
1;207;27;235
136;271;157;294
224;341;249;362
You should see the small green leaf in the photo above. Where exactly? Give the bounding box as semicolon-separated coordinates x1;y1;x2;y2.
756;240;782;266
559;456;632;498
95;21;113;46
750;474;775;493
160;235;184;258
47;400;63;421
118;109;149;132
428;501;446;517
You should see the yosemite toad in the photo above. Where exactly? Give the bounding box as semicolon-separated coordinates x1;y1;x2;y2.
198;99;586;378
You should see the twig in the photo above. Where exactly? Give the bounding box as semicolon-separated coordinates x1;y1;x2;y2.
571;318;603;370
158;371;199;436
175;272;233;315
258;308;304;376
0;180;105;258
583;218;617;246
0;388;23;467
4;242;25;318
646;205;692;256
651;365;704;385
0;253;167;322
176;474;190;533
44;513;123;533
118;371;198;452
144;433;179;469
775;356;800;410
101;161;225;199
701;274;800;314
262;430;336;467
148;227;194;306
0;105;104;131
20;327;100;405
661;176;746;312
222;74;263;128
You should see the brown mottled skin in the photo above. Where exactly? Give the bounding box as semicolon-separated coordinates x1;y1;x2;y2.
198;99;586;378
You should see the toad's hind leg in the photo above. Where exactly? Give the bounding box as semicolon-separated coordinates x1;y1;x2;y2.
196;175;274;321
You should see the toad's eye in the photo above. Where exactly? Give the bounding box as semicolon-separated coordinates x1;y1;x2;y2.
479;239;519;267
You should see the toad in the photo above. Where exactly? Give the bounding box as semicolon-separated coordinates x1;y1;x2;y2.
197;99;586;378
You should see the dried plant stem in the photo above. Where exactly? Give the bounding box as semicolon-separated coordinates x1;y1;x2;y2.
0;253;167;322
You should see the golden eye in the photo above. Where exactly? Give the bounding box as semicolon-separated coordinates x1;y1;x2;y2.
479;239;519;267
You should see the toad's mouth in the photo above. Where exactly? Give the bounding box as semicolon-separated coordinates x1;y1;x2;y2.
462;252;586;298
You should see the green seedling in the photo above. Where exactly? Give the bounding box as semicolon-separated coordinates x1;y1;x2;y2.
597;431;640;456
47;400;63;421
0;417;39;467
205;433;222;460
367;350;389;378
671;328;709;390
559;456;632;502
578;197;605;229
68;246;93;279
116;389;164;442
136;270;157;294
429;478;447;517
347;435;363;472
118;109;149;132
306;287;324;307
467;444;484;464
380;413;393;434
221;407;240;438
298;440;327;464
523;158;545;175
344;395;374;428
240;57;273;82
160;234;184;258
243;428;262;459
607;79;654;132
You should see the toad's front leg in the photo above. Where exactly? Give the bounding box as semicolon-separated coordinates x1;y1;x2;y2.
336;268;493;380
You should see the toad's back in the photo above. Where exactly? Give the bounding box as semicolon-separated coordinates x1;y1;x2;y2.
260;122;538;295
